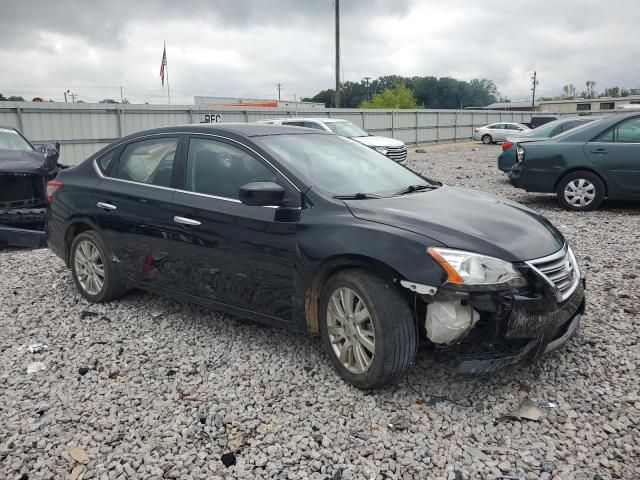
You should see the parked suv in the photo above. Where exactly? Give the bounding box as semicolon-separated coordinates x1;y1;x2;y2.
258;118;407;162
47;123;584;389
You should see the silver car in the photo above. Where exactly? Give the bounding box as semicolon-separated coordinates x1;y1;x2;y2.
473;122;531;144
257;117;407;162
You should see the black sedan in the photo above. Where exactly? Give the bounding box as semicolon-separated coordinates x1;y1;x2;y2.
47;124;585;389
510;113;640;210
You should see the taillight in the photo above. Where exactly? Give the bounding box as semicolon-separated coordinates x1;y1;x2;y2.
46;180;62;202
502;141;513;150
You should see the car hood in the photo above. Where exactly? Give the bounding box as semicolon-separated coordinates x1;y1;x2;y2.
0;149;50;174
352;136;405;148
344;185;564;262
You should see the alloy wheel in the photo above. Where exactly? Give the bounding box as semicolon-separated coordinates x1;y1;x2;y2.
564;179;595;207
326;287;376;374
74;239;105;295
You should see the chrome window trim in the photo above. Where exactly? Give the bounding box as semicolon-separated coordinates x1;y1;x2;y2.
92;131;302;206
525;244;581;302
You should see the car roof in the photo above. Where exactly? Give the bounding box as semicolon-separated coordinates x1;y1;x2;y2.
0;125;18;131
280;117;346;123
123;122;330;140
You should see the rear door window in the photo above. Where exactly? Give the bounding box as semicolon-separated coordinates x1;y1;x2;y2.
112;137;178;187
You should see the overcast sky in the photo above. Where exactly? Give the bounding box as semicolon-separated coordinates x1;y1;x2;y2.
1;0;639;104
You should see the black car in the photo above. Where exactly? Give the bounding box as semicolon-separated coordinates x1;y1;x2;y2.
528;115;558;129
46;124;585;389
0;125;61;228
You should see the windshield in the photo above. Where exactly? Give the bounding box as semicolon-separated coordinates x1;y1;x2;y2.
0;128;33;151
325;121;368;138
255;134;431;196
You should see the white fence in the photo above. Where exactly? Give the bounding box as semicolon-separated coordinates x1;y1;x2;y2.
0;102;535;165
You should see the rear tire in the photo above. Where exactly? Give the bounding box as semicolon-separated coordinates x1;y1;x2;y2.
70;230;126;302
556;171;605;211
319;269;417;389
481;134;492;144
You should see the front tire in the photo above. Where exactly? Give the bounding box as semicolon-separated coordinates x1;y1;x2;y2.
319;269;417;389
556;171;605;211
70;231;126;302
481;134;492;144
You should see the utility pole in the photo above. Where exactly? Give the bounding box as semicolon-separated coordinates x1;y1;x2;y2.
64;90;69;103
120;86;124;103
531;71;538;110
70;92;78;103
334;0;340;109
276;82;282;101
363;76;371;101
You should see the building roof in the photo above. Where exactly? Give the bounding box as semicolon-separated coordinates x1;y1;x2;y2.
483;101;539;109
537;95;640;105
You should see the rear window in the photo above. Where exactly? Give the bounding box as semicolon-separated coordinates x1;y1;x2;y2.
112;137;178;187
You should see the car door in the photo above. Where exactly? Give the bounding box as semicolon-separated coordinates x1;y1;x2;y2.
584;116;640;197
92;135;182;288
489;123;507;141
169;135;301;323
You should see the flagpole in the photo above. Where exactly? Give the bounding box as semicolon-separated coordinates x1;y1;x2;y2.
165;41;170;105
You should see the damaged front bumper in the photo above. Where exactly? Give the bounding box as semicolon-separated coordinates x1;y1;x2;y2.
455;281;584;374
412;276;586;375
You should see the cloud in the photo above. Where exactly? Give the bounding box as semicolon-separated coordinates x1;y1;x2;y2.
0;0;638;103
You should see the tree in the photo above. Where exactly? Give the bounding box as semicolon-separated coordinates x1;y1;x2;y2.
307;75;499;109
585;80;597;98
601;86;620;98
303;89;336;107
0;95;25;101
360;84;417;109
562;84;576;98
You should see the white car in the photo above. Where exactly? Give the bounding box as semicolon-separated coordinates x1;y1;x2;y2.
257;117;407;162
473;122;531;144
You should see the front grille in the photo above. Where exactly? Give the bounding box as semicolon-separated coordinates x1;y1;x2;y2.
385;146;407;162
526;245;580;302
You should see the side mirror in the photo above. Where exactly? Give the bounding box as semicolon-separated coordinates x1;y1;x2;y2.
239;182;285;207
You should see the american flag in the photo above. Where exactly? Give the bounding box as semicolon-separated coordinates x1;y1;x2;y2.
160;45;167;86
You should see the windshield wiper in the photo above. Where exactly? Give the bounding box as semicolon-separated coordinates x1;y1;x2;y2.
333;193;383;200
393;184;435;196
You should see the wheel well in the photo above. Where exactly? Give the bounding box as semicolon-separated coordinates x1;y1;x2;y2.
64;222;93;265
554;168;608;196
303;255;409;334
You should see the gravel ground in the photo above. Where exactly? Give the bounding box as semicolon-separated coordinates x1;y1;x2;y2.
1;141;639;480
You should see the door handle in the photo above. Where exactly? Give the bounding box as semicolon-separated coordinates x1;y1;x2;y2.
590;149;608;155
96;202;117;211
173;216;201;226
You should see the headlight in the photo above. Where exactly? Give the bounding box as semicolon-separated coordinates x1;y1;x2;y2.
374;146;388;155
516;145;525;163
428;247;527;288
